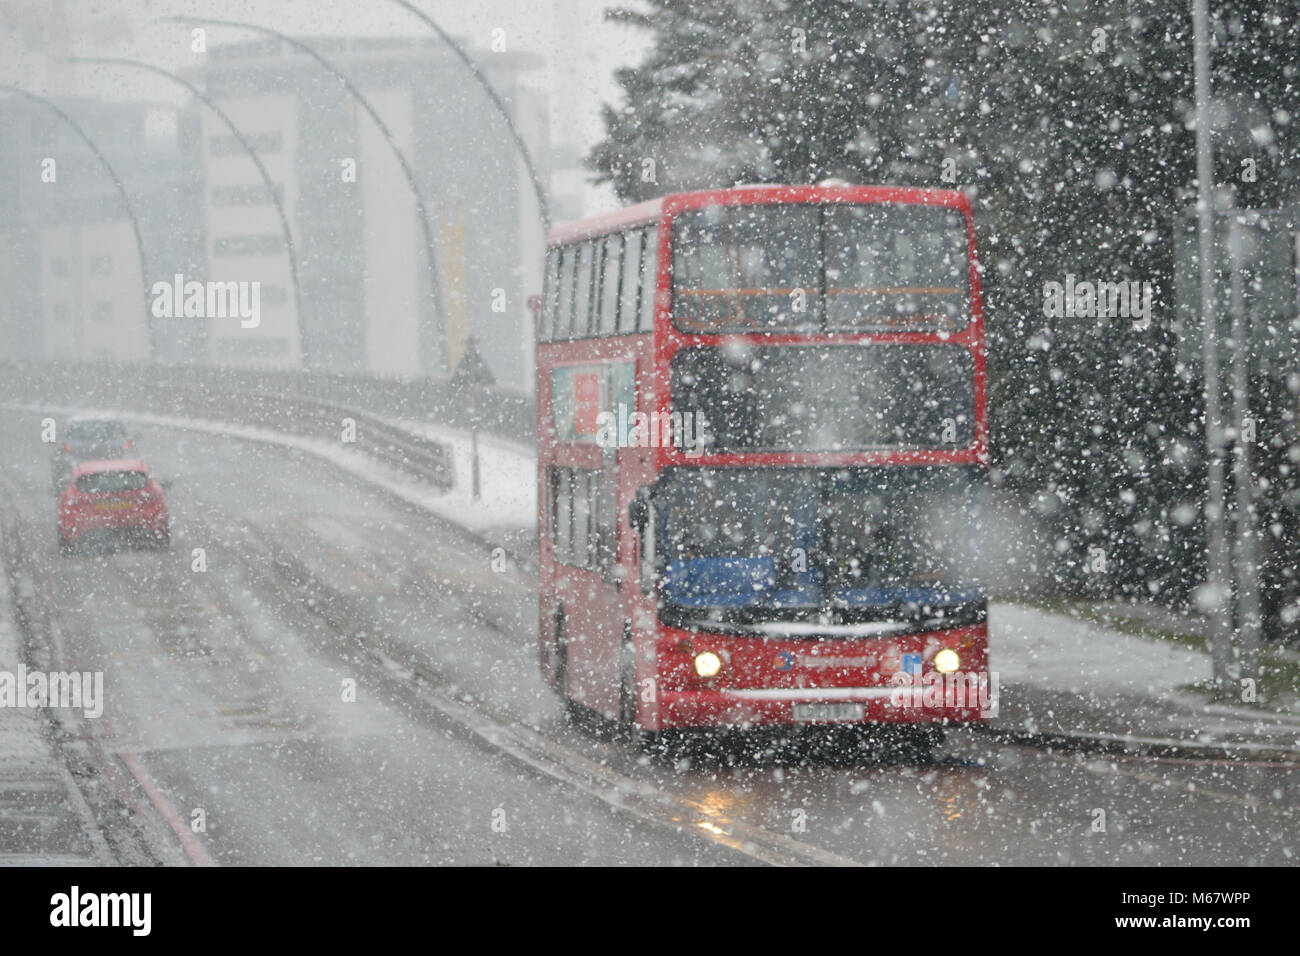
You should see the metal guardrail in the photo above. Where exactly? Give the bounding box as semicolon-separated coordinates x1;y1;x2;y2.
0;361;535;445
0;361;518;491
276;393;454;489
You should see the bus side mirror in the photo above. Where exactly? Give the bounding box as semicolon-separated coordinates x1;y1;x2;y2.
527;294;543;333
631;490;656;596
629;497;648;532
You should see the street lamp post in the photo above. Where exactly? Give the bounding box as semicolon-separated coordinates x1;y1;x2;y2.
1227;212;1262;690
1191;0;1235;699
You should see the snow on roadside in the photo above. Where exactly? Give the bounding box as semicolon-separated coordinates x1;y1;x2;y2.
389;418;535;538
990;601;1207;697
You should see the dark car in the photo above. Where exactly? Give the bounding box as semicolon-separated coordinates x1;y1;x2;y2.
51;417;135;492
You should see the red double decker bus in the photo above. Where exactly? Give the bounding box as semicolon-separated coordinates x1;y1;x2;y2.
536;184;989;754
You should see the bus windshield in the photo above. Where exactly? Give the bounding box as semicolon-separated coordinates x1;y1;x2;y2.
671;202;969;333
671;343;974;451
654;466;984;631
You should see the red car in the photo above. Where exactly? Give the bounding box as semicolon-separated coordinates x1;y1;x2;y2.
57;460;170;553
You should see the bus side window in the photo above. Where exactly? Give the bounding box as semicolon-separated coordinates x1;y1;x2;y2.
619;230;643;334
555;246;576;341
553;467;572;563
572;469;594;567
639;227;660;332
541;248;560;342
598;452;618;576
599;233;622;336
588;471;602;569
590;240;607;337
574;241;596;339
636;490;655;594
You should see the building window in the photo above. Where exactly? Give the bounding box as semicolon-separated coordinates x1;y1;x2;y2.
30;118;56;148
259;285;288;306
209;132;282;156
213;234;283;257
211;183;284;206
213;337;292;361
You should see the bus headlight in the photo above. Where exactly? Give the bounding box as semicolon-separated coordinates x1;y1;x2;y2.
693;651;723;678
933;649;961;674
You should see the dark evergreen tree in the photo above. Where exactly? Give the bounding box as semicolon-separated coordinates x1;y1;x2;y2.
589;0;1300;630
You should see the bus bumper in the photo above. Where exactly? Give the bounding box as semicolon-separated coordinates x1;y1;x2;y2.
655;685;992;731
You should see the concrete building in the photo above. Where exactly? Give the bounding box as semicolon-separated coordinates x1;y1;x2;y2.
188;35;549;385
1;33;551;388
0;96;203;364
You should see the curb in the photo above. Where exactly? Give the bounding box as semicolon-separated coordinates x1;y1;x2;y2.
971;722;1300;763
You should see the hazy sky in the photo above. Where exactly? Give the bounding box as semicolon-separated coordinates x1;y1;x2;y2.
0;0;651;212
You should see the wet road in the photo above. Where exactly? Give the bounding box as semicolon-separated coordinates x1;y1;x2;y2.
1;409;1296;865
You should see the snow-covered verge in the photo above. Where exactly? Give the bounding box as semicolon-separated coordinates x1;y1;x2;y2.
991;602;1300;751
991;602;1209;698
389;417;537;555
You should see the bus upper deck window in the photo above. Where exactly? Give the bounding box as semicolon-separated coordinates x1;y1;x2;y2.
633;490;656;594
599;234;622;336
639;228;659;332
555;246;577;340
574;242;596;338
541;249;560;341
619;230;643;333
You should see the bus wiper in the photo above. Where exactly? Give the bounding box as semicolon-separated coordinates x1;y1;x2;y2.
827;595;985;625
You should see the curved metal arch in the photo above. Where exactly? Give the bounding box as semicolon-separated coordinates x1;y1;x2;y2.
0;83;156;359
68;55;308;364
174;16;450;375
391;0;552;231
